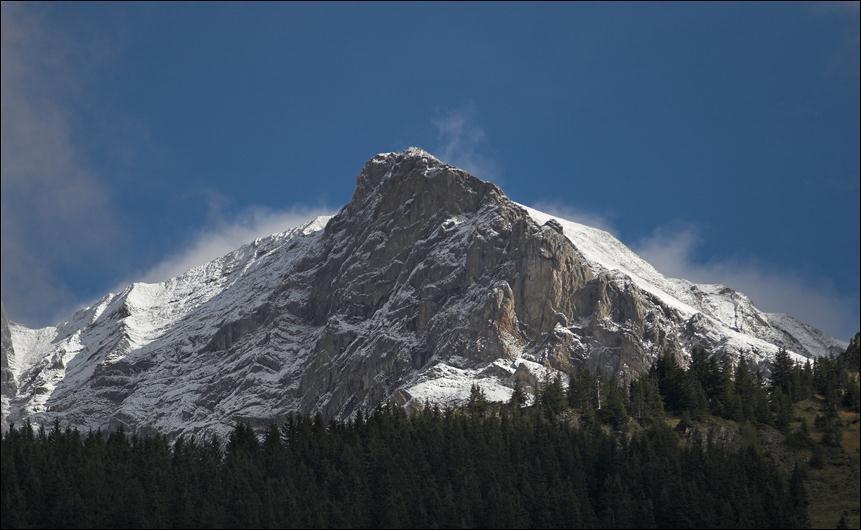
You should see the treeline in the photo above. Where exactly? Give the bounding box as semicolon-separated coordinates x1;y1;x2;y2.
550;346;859;439
2;407;806;529
1;344;858;529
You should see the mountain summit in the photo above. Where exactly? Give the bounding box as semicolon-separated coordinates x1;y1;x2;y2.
0;149;846;438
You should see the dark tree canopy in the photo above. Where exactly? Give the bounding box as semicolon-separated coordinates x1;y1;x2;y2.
3;340;859;529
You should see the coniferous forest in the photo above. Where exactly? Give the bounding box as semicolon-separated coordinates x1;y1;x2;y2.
1;344;859;529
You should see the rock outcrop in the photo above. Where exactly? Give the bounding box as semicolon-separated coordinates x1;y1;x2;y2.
1;305;15;398
1;148;849;438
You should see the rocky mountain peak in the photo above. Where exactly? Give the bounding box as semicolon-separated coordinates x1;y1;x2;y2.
1;150;850;438
348;147;502;224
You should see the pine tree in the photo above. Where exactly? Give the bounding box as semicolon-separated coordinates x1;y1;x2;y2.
510;378;528;409
801;359;815;400
630;375;663;423
717;356;742;420
816;404;843;447
568;367;596;413
599;378;629;430
788;464;811;528
467;383;489;416
843;377;861;412
770;347;795;398
771;388;794;429
539;374;566;419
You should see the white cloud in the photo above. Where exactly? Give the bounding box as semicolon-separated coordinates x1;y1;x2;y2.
634;226;859;340
140;206;331;283
1;5;122;326
0;6;330;326
432;106;501;181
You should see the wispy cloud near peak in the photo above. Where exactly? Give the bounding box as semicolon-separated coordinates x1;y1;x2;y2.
634;225;859;340
139;205;332;283
432;106;500;182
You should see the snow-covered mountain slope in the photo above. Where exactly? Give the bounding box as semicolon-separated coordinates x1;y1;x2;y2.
0;147;848;438
2;217;331;436
519;206;846;361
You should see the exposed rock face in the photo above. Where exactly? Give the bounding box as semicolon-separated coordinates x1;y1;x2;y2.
1;304;15;398
0;148;849;438
291;150;595;419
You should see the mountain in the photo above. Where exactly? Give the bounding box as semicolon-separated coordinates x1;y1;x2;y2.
0;148;847;439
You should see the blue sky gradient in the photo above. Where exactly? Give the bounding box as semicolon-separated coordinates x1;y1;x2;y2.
1;2;858;338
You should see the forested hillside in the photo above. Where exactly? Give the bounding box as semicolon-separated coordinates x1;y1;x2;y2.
2;341;859;529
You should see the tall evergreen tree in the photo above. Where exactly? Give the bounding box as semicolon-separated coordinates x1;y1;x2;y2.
770;347;795;398
467;383;489;416
539;374;567;419
510;378;528;408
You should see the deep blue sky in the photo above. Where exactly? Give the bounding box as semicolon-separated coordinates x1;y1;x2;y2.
1;2;858;338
